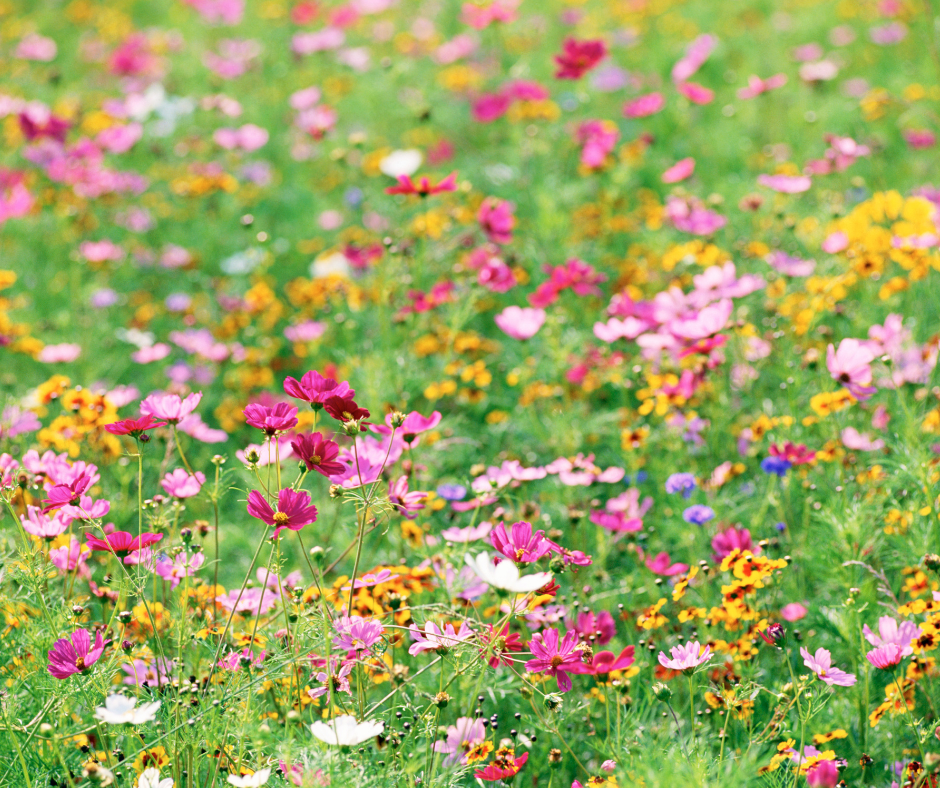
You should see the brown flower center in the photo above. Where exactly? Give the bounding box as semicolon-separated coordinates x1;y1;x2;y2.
75;656;87;671
550;655;564;668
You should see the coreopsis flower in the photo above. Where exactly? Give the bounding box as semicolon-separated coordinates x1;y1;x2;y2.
290;432;344;476
94;695;161;724
160;469;205;498
526;628;583;691
247;489;318;538
283;370;354;409
474;749;528;781
409;620;474;656
657;640;712;672
866;644;904;670
47;628;108;679
490;520;554;563
863;616;920;656
322;395;371;423
243;402;298;436
140;392;203;424
310;715;384;746
433;717;487;764
104;413;167;438
385;172;457;196
465;552;553;593
800;647;857;686
332;616;385;652
553;37;607;79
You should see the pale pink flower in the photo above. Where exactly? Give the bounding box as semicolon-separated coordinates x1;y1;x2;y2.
495;306;546;340
662;157;695;183
757;174;812;193
658;640;712;672
800;646;856;686
622;92;664;118
37;344;82;363
826;338;877;399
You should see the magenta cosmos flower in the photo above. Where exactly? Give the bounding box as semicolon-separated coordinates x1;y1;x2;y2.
140;392;202;424
477;197;515;245
104;413;167;438
86;530;164;558
247;488;318;538
526;627;583;692
290;432;344;476
283;369;354;408
244;402;298;435
865;644;904;670
569;646;635;676
48;628;108;679
490;521;555;564
800;647;856;686
41;472;94;513
658;640;712;672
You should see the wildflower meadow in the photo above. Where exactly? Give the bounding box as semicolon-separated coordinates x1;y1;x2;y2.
3;0;940;786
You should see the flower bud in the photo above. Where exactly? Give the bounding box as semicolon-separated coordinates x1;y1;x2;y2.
758;623;786;648
329;484;343;499
652;682;672;702
309;545;325;564
549;557;566;574
925;554;940;571
342;419;361;436
245;448;260;464
117;610;132;624
548;748;563;768
543;693;563;713
389;411;406;428
139;433;151;444
180;527;193;544
121;640;133;653
435;692;450;709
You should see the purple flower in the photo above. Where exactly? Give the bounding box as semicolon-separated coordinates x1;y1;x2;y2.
657;640;712;672
800;646;856;686
525;627;583;692
682;504;714;525
436;484;467;501
48;628;108;679
665;472;696;498
761;456;792;476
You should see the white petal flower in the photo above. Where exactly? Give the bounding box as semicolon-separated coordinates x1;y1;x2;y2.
465;552;553;594
310;715;384;746
138;768;175;788
226;769;270;787
94;694;161;725
379;149;422;178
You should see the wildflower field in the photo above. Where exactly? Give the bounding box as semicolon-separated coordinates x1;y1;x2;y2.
4;0;940;786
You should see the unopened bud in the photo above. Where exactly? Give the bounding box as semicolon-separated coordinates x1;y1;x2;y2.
653;682;672;702
121;640;133;653
434;692;450;709
925;554;940;571
544;693;563;713
389;411;406;428
329;484;343;499
117;610;132;624
245;448;260;464
342;419;360;436
549;748;563;767
548;557;566;574
180;528;193;543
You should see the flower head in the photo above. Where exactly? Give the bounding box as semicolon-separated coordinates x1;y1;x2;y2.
800;646;856;686
386;172;458;196
333;616;385;652
104;414;167;438
95;694;161;724
682;504;714;525
290;432;344;476
554;37;607;79
161;469;205;498
283;370;353;408
465;552;553;593
48;628;108;679
657;640;712;672
310;715;384;746
247;489;318;538
140;392;203;424
526;627;583;692
244;402;298;436
86;530;164;559
865;643;904;670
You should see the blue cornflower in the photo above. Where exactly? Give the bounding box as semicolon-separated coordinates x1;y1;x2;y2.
682;505;715;525
760;456;792;477
665;472;697;499
436;484;467;501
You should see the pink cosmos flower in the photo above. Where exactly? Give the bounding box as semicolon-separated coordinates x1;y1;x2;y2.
576;120;619;168
676;81;714;104
781;603;807;622
290;432;344;476
711;526;757;561
140;392;203;424
757;174;812;193
665;195;727;235
553;37;607;80
160;469;206;499
86;530;164;558
49;538;89;575
658;641;712;672
863;616;919;656
247;489;318;538
433;717;487;763
20;506;70;540
866;644;904;670
155;551;205;589
526;627;583;691
490;521;556;564
805;759;839;788
495;306;546;340
333;616;386;652
218;647;265;672
132;344;172;364
477;197;516;244
569;646;635;675
213;123;268;151
671;34;717;82
283;370;353;408
841;427;885;452
37;343;82;363
16;33;57;61
623;92;665;118
645;551;689;576
386;172;458;196
800;647;856;686
822;231;849;254
244;402;299;435
409;621;474;655
48;628;108;679
826;338;877;399
568;610;616;645
41;472;95;513
662;157;695;183
766;251;816;277
388;476;427;519
737;73;788;99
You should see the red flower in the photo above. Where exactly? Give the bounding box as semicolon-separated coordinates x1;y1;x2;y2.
247;489;318;538
385;172;458;196
85;530;164;555
322;395;371;424
290;432;345;477
104;413;167;438
474;751;528;781
553;38;607;80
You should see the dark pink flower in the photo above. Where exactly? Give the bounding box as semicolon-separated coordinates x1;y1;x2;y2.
568;610;616;645
569;646;635;675
386;172;458;196
290;432;344;476
490;521;555;563
554;37;607;80
525;627;583;691
711;526;757;561
244;402;298;436
388;476;427;519
41;472;94;513
86;530;164;557
477;197;515;244
283;369;353;409
865;643;904;670
47;628;108;679
104;413;167;438
623;92;664;118
247;489;318;538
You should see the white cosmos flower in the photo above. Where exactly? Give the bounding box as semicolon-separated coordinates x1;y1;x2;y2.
465;552;553;594
94;694;161;725
379;149;422;178
310;715;384;746
138;768;175;788
226;769;270;787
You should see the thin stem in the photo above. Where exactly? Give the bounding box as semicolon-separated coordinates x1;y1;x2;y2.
172;425;194;474
895;675;927;766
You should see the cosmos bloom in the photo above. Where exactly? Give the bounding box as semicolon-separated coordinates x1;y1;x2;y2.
662;157;695;183
160;469;205;498
290;432;345;476
409;620;474;656
800;647;856;686
757;173;812;193
658;640;712;672
283;369;353;408
770;442;815;465
569;610;616;645
494;306;546;340
863;616;920;656
86;530;164;557
322;395;371;423
227;769;271;787
644;551;689;576
243;402;298;435
477;197;515;244
385;172;457;196
526;628;583;691
827;338;877;399
332;616;386;652
711;526;756;561
623;92;665;118
41;472;94;513
805;759;839;788
247;489;318;538
104;413;167;438
310;716;384;746
478;623;524;667
94;695;161;724
865;644;904;670
737;73;788;99
490;521;555;564
20;506;70;540
154;551;205;589
554;37;607;79
569;646;635;675
47;628;108;679
372;409;442;444
140;392;203;424
465;552;553;593
433;717;487;763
